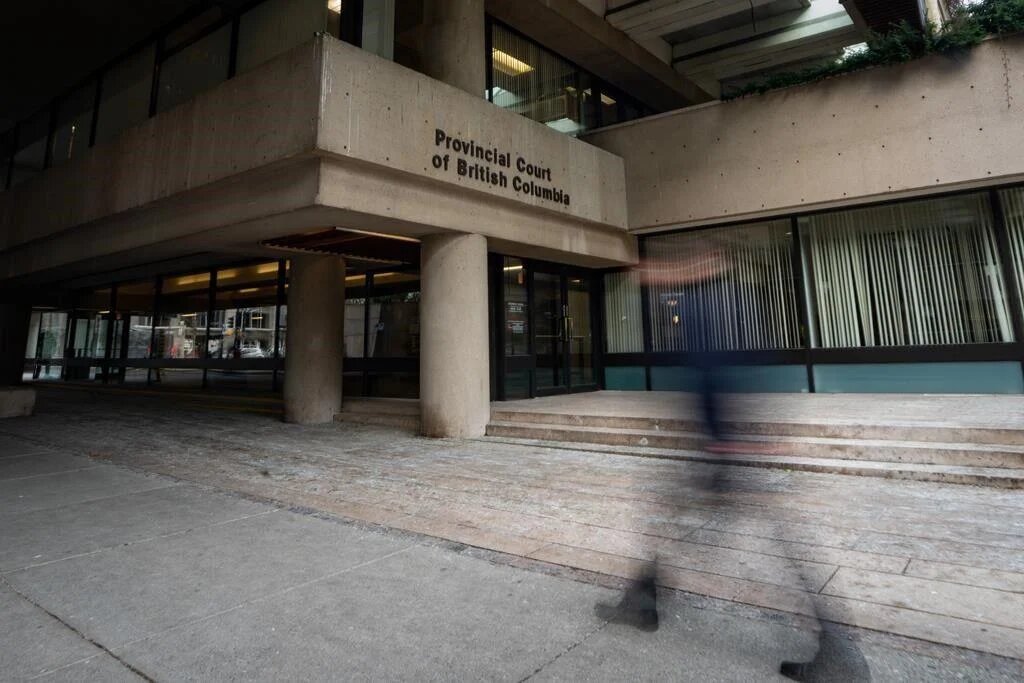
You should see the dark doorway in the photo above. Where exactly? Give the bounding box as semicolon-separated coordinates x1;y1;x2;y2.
492;256;601;400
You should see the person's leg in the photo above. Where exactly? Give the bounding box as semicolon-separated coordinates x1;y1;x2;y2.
594;560;659;631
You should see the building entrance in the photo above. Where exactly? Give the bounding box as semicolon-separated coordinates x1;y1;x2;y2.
532;267;597;396
492;256;601;400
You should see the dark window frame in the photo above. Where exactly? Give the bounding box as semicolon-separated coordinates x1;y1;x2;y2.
606;182;1024;392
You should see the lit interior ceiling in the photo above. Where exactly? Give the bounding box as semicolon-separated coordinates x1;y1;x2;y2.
605;0;873;98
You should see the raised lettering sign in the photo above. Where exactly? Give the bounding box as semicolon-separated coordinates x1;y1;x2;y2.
431;128;571;207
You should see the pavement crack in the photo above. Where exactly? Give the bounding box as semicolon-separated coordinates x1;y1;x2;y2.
517;621;608;682
1;574;155;682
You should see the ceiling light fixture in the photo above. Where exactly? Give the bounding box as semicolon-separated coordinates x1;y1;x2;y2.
492;49;533;76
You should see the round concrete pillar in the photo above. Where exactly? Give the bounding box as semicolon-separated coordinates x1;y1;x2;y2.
420;233;490;438
421;0;486;96
283;255;345;425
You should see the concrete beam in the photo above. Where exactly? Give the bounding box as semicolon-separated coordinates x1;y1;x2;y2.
486;0;714;109
585;35;1024;232
0;35;637;290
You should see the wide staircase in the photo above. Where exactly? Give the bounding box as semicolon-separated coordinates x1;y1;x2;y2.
485;392;1024;489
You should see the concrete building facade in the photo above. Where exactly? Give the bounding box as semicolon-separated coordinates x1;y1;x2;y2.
3;0;1023;435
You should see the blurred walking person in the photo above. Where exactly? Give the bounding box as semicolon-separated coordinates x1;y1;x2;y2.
594;235;869;681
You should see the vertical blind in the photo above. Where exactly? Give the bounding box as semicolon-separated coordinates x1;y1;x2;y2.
604;271;644;353
802;193;1012;347
644;220;800;352
490;23;580;130
1000;186;1024;321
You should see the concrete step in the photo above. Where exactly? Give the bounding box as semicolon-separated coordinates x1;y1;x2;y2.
489;409;1024;446
336;398;420;431
484;421;1024;469
481;436;1024;489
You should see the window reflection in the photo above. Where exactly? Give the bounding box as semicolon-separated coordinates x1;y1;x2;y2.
489;22;651;135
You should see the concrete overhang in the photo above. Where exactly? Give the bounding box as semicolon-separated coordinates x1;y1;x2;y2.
0;35;636;290
840;0;925;32
486;0;714;109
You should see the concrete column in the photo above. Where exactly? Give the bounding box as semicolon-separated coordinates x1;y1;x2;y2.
420;233;490;438
283;255;345;425
421;0;486;96
0;303;31;386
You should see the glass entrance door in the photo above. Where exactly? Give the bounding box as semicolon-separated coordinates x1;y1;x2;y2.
531;267;597;396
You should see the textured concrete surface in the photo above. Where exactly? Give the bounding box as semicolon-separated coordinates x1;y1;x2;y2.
420;233;491;439
0;387;35;419
587;35;1024;232
284;254;345;425
2;385;1024;678
420;0;486;95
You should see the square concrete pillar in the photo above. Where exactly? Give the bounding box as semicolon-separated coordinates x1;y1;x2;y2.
420;232;490;438
283;255;346;424
0;303;31;386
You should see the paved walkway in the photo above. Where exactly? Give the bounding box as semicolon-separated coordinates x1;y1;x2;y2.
2;387;1024;676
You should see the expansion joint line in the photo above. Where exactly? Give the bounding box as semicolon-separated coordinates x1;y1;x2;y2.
517;620;609;682
0;574;155;682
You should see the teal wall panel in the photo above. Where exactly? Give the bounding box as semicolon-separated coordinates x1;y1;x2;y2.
648;365;808;393
604;366;647;391
649;366;700;392
813;362;1024;394
716;365;809;393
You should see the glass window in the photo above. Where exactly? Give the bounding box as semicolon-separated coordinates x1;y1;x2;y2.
95;44;156;144
71;288;112;361
25;311;69;380
237;0;329;76
117;280;156;360
801;193;1013;347
10;109;50;188
368;275;420;358
394;0;424;69
644;220;800;352
51;81;97;167
157;24;232;114
604;270;643;353
1;127;16;189
163;7;226;54
210;263;281;361
489;22;652;134
999;186;1024;321
156;272;210;359
361;0;396;60
490;23;585;135
598;87;620;127
503;257;529;356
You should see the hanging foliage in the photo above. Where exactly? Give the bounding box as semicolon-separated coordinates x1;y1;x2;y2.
724;0;1024;100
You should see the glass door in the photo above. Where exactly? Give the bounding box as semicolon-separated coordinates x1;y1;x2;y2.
533;271;567;394
531;266;598;396
566;275;595;390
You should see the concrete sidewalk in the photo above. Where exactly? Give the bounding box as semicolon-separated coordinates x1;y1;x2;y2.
1;387;1023;680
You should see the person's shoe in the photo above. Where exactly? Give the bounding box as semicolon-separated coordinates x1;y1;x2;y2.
780;629;871;681
594;572;659;632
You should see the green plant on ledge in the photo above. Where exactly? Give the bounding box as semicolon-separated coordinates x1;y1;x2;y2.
724;0;1024;100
